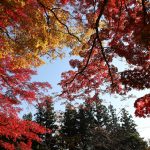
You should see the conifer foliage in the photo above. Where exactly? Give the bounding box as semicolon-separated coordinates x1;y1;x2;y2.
33;97;57;150
32;101;148;150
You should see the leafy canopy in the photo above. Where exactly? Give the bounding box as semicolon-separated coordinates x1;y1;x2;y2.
0;0;149;149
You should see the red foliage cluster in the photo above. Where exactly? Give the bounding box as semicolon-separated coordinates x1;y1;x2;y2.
121;65;150;90
0;115;46;150
61;0;69;5
0;57;51;149
60;0;150;117
60;47;122;102
0;0;40;30
134;94;150;117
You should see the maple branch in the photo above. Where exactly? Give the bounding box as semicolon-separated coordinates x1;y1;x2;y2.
38;1;81;42
66;37;96;85
65;0;114;86
0;75;19;104
0;27;14;41
142;0;147;24
114;0;123;37
50;9;81;42
59;9;86;21
81;72;91;83
0;75;14;89
43;6;50;26
49;28;74;35
93;0;96;14
95;0;114;86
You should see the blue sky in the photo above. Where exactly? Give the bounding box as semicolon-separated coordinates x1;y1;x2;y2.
20;51;150;141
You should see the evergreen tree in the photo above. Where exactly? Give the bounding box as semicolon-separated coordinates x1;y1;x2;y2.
77;104;95;150
22;112;33;121
61;104;79;150
121;108;137;133
108;104;121;132
44;100;58;150
33;97;58;150
77;106;88;149
31;99;149;150
77;101;111;150
91;127;112;150
33;103;47;150
90;101;112;150
105;105;122;150
95;101;110;129
118;108;148;150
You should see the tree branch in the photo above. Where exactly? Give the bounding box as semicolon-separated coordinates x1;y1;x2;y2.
65;0;114;86
142;0;148;24
95;0;114;86
37;1;81;42
66;37;96;85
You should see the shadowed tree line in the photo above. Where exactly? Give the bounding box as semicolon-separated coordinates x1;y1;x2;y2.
23;100;149;150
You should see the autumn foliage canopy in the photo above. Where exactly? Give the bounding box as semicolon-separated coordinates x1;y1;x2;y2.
0;0;149;149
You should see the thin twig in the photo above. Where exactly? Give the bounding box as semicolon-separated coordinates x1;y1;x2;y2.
38;1;81;42
66;37;96;85
142;0;147;24
0;28;14;41
50;9;81;42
